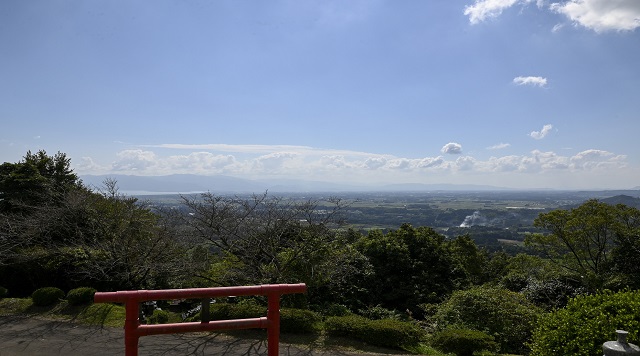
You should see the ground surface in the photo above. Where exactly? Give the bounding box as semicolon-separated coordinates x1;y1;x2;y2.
0;315;405;356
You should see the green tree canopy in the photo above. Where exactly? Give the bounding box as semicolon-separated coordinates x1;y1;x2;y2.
0;150;80;213
356;223;464;311
526;199;640;290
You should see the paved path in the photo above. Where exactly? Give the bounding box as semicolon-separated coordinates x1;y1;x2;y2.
0;315;401;356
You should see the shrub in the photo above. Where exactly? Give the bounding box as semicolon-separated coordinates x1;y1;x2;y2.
322;303;352;317
358;305;405;320
0;286;8;298
434;285;541;354
529;289;640;356
210;302;266;320
31;287;65;306
201;303;320;334
66;287;97;306
325;314;426;350
431;328;498;356
280;308;321;334
147;309;170;324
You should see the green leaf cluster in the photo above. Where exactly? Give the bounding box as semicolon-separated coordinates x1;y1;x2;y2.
529;289;640;356
433;285;542;354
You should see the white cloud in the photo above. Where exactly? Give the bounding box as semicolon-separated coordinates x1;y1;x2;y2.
487;143;511;150
441;142;463;154
112;149;157;171
456;156;477;170
387;158;412;170
551;0;640;32
416;156;445;169
363;157;387;169
165;152;236;172
464;0;521;24
252;152;299;172
514;76;548;87
529;124;554;139
79;143;632;189
465;0;640;32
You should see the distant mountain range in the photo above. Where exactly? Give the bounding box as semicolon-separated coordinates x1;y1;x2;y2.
79;174;514;194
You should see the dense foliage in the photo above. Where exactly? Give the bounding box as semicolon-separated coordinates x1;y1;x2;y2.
527;199;640;291
529;289;640;356
433;285;542;354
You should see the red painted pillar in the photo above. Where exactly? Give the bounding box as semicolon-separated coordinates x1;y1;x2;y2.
124;298;140;356
267;293;280;356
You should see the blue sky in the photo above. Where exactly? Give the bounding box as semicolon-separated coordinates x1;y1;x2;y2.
2;0;639;190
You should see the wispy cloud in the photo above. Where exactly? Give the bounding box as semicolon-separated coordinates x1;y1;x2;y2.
487;143;511;150
147;143;378;157
513;76;547;87
529;124;553;139
464;0;521;24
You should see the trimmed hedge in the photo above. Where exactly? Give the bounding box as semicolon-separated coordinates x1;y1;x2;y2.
280;308;321;334
66;287;97;306
31;287;65;306
431;328;498;356
148;309;170;324
193;303;320;334
529;289;640;356
325;314;426;350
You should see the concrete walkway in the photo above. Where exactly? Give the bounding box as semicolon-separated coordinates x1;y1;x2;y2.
0;315;402;356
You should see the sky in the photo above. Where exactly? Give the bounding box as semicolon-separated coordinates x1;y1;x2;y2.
2;0;640;190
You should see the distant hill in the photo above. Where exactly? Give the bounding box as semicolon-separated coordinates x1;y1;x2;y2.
80;174;264;193
80;174;510;194
381;183;511;191
601;195;640;209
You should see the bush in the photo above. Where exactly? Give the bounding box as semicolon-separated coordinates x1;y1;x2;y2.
358;305;405;320
147;309;170;324
31;287;65;306
210;302;266;320
529;289;640;356
434;285;541;354
431;328;498;356
280;308;321;334
66;287;97;306
201;303;320;334
321;303;352;317
325;314;426;350
0;286;8;298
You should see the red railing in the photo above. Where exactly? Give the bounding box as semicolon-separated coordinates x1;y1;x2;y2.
94;283;307;356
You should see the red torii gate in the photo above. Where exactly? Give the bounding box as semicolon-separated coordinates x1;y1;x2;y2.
94;283;307;356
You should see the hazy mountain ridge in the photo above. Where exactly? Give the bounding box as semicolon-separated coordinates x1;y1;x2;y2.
80;174;515;194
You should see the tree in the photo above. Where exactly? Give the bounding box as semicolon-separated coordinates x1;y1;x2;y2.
0;151;187;294
179;192;359;305
446;234;488;286
356;223;463;311
526;200;640;290
0;150;80;213
71;179;185;290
